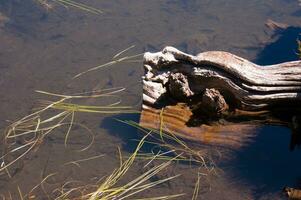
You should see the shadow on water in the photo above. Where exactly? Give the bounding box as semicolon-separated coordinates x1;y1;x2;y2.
221;126;301;198
101;113;156;153
255;26;301;65
101;113;199;164
101;116;301;198
222;26;301;198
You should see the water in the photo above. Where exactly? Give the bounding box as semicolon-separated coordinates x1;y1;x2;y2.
0;0;301;199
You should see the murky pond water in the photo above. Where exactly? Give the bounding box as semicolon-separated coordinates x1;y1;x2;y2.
0;0;301;199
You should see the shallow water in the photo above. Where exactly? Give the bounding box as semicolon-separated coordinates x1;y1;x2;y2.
0;0;301;199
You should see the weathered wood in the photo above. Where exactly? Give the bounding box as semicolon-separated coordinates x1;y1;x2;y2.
140;47;301;148
143;46;301;111
283;187;301;200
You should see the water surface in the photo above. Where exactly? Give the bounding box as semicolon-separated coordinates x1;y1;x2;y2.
0;0;301;199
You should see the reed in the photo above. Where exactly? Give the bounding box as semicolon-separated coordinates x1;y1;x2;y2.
118;120;214;170
115;116;217;200
73;53;143;79
1;87;137;177
36;0;103;14
51;134;184;200
0;45;205;199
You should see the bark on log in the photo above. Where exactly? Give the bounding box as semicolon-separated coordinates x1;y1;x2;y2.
140;46;301;149
143;46;301;110
283;187;301;200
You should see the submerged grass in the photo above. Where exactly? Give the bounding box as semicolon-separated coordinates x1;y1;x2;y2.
86;134;184;200
36;0;103;14
115;113;217;200
0;47;188;199
119;120;213;170
1;87;138;177
73;53;143;79
0;45;208;199
50;134;184;200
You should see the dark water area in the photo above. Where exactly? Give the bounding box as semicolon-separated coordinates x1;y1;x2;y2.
0;0;301;199
220;126;301;199
256;26;301;65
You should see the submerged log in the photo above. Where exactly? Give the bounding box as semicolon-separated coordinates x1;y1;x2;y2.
140;47;301;149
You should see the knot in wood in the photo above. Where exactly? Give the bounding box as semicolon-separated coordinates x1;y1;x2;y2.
202;88;229;116
168;73;194;100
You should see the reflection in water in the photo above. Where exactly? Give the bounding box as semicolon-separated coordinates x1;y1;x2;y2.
139;104;259;150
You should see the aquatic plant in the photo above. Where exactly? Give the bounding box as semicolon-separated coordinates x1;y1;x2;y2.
117;117;216;200
1;46;142;177
119;119;214;169
26;134;184;199
0;87;137;177
36;0;103;14
0;46;205;199
73;46;142;79
85;134;184;200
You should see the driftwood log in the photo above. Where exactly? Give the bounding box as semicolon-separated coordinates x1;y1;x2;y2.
283;187;301;200
140;46;301;149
